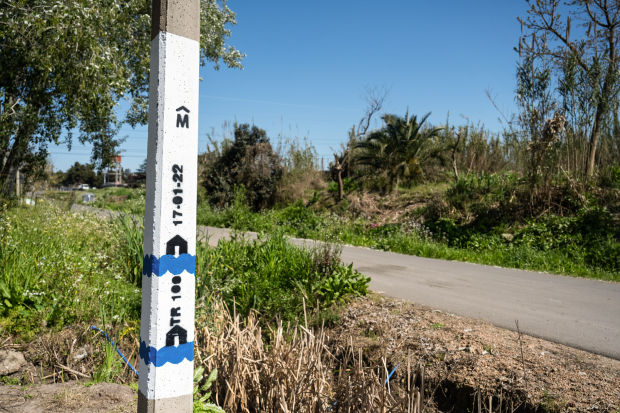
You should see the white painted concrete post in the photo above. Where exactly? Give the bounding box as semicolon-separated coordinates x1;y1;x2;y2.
138;1;200;412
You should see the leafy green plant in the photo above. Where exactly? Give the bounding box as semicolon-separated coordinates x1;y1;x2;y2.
113;212;144;286
311;263;369;306
196;231;369;325
601;164;620;189
193;366;224;413
2;376;20;385
0;251;44;313
327;177;357;193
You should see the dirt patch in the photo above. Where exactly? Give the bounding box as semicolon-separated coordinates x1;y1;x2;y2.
0;381;136;412
326;293;620;412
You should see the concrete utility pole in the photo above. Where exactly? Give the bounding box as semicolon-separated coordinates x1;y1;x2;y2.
15;168;20;198
138;1;200;412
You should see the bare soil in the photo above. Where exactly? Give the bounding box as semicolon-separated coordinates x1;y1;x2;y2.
326;292;620;412
0;381;135;413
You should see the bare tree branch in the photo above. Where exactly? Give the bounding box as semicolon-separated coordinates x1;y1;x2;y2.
357;85;390;136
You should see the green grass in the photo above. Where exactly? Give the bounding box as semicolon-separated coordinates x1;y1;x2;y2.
0;200;141;339
60;185;620;282
45;187;146;216
1;198;368;342
0;198;369;397
193;191;620;282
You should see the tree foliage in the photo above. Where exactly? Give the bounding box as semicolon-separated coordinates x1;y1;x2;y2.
519;0;620;176
201;124;285;211
0;0;244;192
355;110;442;194
62;161;102;187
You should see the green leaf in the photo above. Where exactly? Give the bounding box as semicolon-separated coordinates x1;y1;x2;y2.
193;366;205;384
202;367;218;392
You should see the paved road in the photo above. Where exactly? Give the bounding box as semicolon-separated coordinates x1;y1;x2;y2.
70;205;620;360
200;226;620;360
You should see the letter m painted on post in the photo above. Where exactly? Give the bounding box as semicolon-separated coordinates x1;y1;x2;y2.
176;106;190;128
177;114;189;128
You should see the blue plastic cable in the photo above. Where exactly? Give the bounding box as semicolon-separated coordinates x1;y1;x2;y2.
385;363;400;385
328;362;401;410
91;325;139;377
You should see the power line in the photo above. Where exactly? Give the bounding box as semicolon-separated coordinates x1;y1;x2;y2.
113;132;350;142
48;152;146;158
200;111;353;123
49;151;336;158
200;95;357;112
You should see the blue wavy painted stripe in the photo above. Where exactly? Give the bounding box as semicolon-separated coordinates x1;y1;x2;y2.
139;341;194;367
143;254;196;277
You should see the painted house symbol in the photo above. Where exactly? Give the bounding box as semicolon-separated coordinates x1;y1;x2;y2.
166;235;188;256
166;325;188;347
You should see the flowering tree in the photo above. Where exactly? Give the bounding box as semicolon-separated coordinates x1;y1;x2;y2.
0;0;244;192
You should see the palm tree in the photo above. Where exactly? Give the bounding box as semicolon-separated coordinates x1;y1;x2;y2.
355;110;441;194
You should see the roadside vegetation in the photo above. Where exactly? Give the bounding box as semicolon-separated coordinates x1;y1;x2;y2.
36;0;620;285
193;185;620;282
5;1;620;411
74;116;620;282
0;200;368;386
0;200;141;339
65;41;620;284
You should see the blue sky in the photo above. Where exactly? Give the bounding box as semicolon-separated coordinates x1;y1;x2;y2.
51;0;530;173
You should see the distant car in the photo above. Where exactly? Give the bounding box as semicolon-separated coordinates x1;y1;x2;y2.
77;184;90;191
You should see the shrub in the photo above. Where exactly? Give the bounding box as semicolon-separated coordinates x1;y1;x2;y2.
327;177;357;193
600;165;620;189
195;231;369;325
201;124;285;211
276;136;326;205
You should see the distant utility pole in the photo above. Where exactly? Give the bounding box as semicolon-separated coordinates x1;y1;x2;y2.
138;1;200;412
15;168;20;198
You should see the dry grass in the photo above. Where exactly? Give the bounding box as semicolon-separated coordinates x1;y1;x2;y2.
195;298;426;413
192;294;620;413
277;169;327;205
5;293;619;412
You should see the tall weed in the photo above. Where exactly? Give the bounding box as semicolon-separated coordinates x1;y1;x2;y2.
113;212;144;286
195;231;369;325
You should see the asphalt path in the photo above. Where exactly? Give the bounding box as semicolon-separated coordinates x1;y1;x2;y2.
70;205;620;360
199;225;620;360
